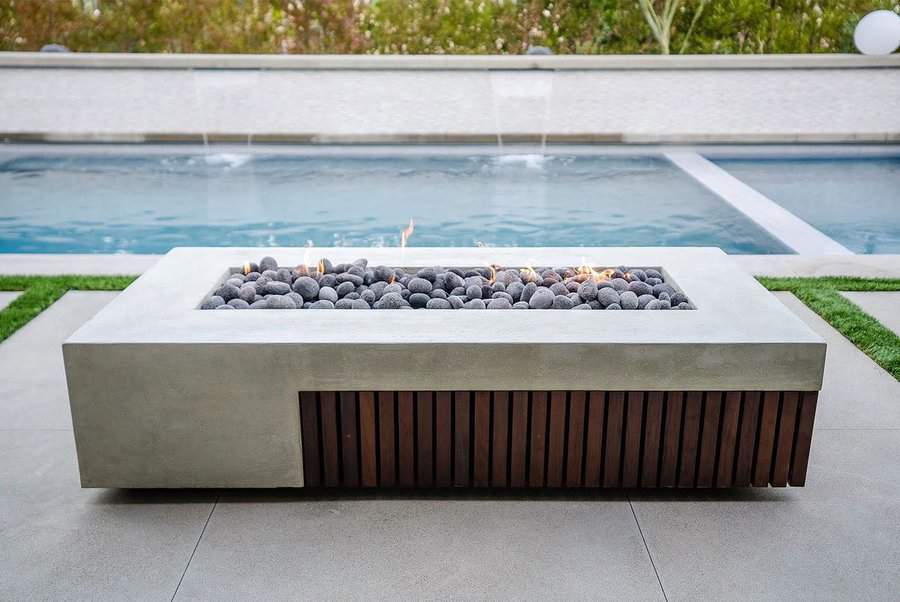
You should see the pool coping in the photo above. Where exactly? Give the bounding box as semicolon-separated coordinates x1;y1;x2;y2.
665;152;853;256
3;52;899;71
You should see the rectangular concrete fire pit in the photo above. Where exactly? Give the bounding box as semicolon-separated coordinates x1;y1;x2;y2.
63;247;825;489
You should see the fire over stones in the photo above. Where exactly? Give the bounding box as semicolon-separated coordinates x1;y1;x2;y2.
200;256;693;310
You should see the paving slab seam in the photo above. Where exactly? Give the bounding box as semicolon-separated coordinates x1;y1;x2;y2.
171;495;219;602
627;494;669;602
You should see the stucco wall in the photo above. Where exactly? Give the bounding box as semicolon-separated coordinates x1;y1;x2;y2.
1;53;898;143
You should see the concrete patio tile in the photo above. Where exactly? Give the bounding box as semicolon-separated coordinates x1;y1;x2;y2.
631;429;900;601
0;430;216;601
841;291;900;336
0;291;118;430
775;292;900;429
175;493;664;600
0;291;21;311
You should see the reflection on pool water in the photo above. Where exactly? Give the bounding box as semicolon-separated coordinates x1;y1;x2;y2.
0;149;794;254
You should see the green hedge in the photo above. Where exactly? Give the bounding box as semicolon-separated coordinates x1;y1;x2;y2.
2;1;897;55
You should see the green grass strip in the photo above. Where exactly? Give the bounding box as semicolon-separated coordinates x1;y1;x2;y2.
758;276;900;381
0;275;135;344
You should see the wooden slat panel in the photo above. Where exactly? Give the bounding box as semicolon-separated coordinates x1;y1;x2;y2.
358;392;377;487
416;391;434;487
733;391;761;487
454;391;471;487
509;391;529;487
397;391;415;487
473;391;491;487
434;391;453;487
546;391;568;487
790;392;818;486
583;391;606;487
491;392;510;487
772;391;800;487
529;391;548;487
565;391;587;488
320;391;341;487
715;392;741;488
377;391;396;487
695;391;722;488
678;391;703;487
659;392;683;487
622;392;644;488
603;392;625;487
641;392;664;488
299;392;321;487
339;392;360;487
753;391;781;487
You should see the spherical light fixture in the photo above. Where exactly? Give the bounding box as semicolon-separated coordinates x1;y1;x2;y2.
854;10;900;56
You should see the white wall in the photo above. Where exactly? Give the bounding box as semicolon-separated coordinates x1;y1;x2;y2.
1;54;898;143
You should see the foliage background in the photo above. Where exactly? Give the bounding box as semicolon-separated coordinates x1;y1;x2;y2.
1;1;898;54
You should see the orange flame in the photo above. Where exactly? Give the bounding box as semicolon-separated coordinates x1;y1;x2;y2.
576;257;615;284
400;219;415;248
242;261;252;275
317;258;326;275
487;264;497;285
294;242;315;276
520;266;539;283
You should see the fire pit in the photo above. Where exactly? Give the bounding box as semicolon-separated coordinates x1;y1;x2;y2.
200;255;693;311
64;247;825;489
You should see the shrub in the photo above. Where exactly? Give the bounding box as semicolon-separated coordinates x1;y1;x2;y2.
1;0;897;54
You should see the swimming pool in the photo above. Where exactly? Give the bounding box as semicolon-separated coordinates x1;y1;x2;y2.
714;156;900;254
0;147;789;254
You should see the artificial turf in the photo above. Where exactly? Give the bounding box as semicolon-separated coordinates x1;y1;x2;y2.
0;274;897;381
0;275;135;343
758;277;900;381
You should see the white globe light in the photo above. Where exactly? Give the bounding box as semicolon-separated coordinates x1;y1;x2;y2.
854;10;900;55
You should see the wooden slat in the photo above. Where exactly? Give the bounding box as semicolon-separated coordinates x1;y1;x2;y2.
772;391;799;487
565;391;587;487
529;391;548;487
416;391;434;487
790;392;818;486
299;392;322;487
377;391;396;487
678;391;703;487
622;392;644;488
473;391;491;487
753;391;781;487
358;391;377;487
454;391;471;487
641;392;664;487
715;391;741;488
491;392;510;487
339;392;360;487
509;391;529;487
434;391;453;487
733;391;761;487
659;392;683;487
546;391;567;487
695;391;722;488
397;391;415;487
583;391;606;487
299;388;816;490
320;391;341;487
603;392;625;487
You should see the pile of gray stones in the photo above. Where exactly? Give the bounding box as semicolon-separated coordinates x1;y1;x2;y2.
200;256;693;310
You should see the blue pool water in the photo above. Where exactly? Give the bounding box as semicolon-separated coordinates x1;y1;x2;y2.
715;156;900;254
0;149;790;254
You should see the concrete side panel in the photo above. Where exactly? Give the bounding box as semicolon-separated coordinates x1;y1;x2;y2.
63;343;303;488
